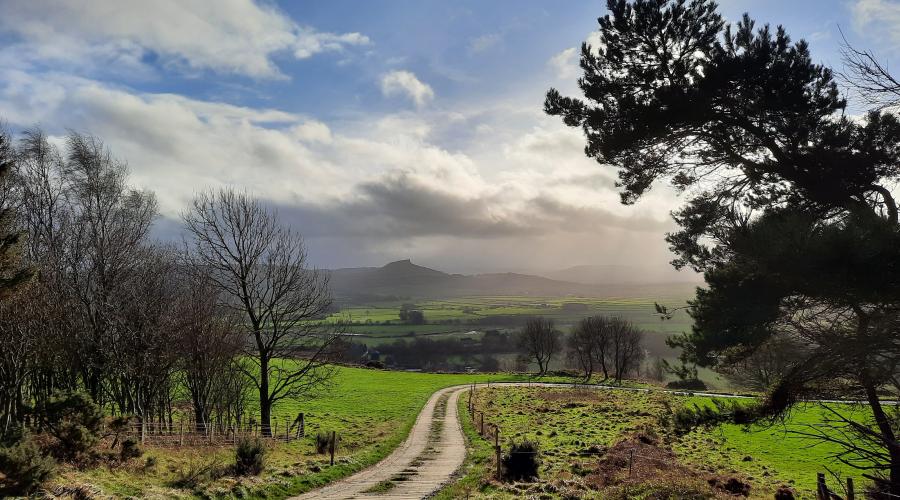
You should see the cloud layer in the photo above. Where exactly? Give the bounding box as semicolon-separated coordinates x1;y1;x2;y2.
0;68;680;270
0;0;370;78
0;0;695;275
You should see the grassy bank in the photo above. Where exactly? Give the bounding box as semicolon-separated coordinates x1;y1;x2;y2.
53;367;545;498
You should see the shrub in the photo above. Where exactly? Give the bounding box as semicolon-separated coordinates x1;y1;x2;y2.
315;431;335;455
234;437;265;475
37;390;103;459
666;378;707;391
106;415;133;449
672;401;759;435
119;437;142;461
0;434;56;496
501;439;540;481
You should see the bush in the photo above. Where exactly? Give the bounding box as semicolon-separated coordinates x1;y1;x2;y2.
37;390;103;459
234;437;265;475
672;401;759;435
119;437;142;461
666;378;707;391
0;434;56;496
501;439;540;481
315;431;335;455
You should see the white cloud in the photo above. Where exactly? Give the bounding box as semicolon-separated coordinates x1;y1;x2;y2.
0;0;371;78
469;33;501;53
852;0;900;50
548;47;579;79
0;69;681;272
585;31;603;52
380;70;435;108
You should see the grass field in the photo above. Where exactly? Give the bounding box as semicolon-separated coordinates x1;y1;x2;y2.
328;293;739;388
331;294;694;354
330;294;695;336
55;367;561;498
464;386;868;498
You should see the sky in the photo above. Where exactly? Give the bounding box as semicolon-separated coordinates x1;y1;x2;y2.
1;0;898;276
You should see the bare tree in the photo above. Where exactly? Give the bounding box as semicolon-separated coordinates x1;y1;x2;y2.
174;261;247;432
182;189;342;436
518;317;560;377
607;317;645;383
567;316;613;381
841;34;900;109
62;133;158;403
105;245;182;422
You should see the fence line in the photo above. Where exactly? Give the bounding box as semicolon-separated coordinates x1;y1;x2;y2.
115;412;307;446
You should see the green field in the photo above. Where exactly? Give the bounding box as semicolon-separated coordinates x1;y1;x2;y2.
331;294;695;334
462;386;867;498
331;294;694;352
56;367;558;498
327;293;738;387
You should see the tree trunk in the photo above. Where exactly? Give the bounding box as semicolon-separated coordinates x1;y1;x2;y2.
259;356;271;437
864;380;900;496
193;401;207;434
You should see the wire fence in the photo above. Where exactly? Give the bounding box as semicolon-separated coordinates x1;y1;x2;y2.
119;413;307;446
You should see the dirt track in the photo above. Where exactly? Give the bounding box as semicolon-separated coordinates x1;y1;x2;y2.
290;385;468;500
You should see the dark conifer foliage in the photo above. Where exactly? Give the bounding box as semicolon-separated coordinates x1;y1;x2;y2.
547;0;900;493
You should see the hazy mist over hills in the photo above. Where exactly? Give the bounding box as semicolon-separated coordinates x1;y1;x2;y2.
540;264;701;286
328;259;699;300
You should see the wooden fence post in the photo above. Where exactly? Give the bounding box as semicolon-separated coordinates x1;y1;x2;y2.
285;419;290;441
479;412;484;435
628;449;634;478
494;424;501;480
847;477;854;500
816;472;827;500
179;420;184;446
140;418;146;445
330;431;336;466
298;413;305;438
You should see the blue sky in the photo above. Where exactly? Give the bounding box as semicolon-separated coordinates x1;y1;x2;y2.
1;0;898;275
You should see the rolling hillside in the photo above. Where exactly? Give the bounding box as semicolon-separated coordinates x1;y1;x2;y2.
327;259;697;300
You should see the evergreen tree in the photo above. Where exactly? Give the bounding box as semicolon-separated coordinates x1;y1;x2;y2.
547;0;900;493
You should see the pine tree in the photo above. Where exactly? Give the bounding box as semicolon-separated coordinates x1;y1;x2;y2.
546;0;900;493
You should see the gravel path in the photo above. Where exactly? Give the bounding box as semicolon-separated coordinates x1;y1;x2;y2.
291;385;468;500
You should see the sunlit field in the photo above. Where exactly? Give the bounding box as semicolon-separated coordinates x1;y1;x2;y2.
451;386;866;499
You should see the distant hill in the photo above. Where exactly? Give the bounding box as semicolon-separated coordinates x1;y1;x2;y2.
540;264;701;286
327;259;697;301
